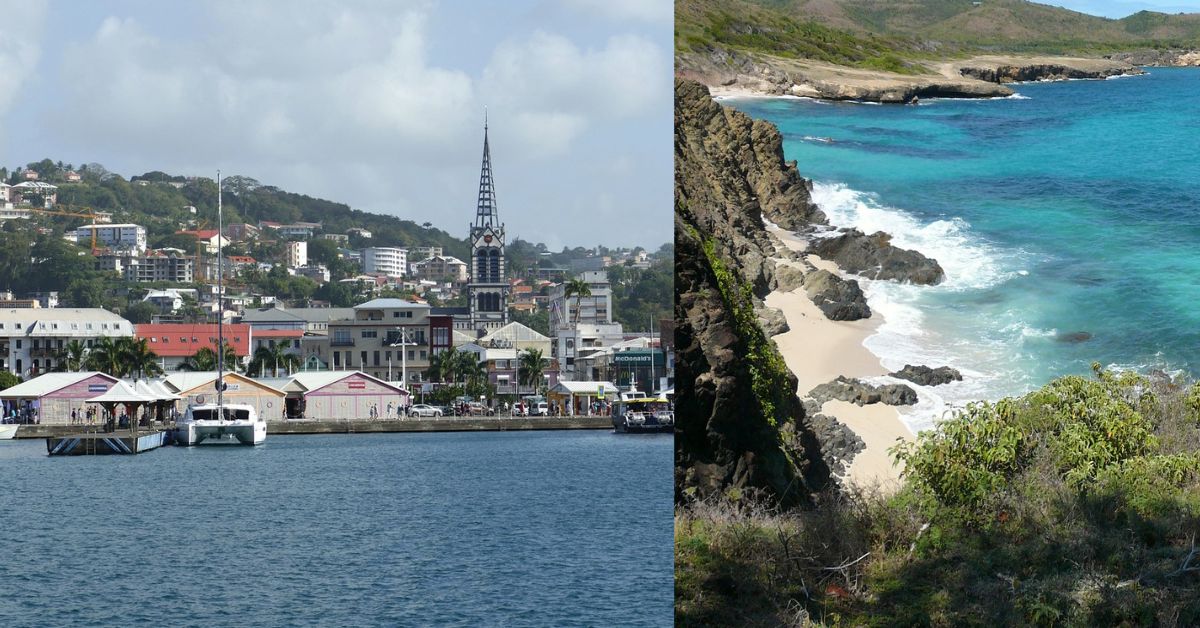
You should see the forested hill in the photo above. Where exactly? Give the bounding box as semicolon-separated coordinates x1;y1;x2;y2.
678;0;1200;60
5;160;469;259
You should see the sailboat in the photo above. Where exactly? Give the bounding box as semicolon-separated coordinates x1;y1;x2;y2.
174;171;267;446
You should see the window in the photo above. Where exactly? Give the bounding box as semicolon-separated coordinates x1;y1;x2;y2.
373;351;380;366
420;350;426;360
392;311;399;318
15;340;21;349
385;351;391;362
334;352;341;367
408;350;415;360
361;330;377;338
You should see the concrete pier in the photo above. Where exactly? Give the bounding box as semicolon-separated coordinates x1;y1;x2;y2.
46;429;170;455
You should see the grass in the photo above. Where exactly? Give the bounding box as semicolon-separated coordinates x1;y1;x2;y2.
677;367;1200;625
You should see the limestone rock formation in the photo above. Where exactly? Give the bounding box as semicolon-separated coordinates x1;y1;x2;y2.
810;228;945;285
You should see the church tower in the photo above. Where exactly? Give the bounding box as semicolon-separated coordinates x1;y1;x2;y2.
467;115;509;332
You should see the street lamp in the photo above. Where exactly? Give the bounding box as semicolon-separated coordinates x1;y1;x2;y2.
388;327;412;392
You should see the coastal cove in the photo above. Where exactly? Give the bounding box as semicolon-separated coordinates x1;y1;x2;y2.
0;431;672;626
722;67;1200;433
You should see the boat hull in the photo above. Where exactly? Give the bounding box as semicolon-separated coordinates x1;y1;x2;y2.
175;420;266;446
0;424;19;440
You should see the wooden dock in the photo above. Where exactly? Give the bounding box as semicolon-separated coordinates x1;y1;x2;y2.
46;429;171;456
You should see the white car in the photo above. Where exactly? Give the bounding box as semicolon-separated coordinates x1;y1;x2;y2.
409;404;443;418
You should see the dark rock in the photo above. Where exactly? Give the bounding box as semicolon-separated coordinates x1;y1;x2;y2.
675;80;831;507
773;263;807;293
802;269;871;321
810;228;945;285
757;305;789;337
808;376;918;407
1057;331;1092;344
890;364;963;387
957;61;1142;83
807;413;866;477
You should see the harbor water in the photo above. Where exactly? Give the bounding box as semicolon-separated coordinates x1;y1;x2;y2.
0;431;672;626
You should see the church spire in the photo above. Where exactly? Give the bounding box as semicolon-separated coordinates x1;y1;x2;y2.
474;112;498;229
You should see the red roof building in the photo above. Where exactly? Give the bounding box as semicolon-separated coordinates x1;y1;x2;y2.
135;324;252;370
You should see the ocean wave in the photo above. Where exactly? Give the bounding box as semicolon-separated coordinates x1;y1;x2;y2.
810;182;1016;291
809;181;1038;431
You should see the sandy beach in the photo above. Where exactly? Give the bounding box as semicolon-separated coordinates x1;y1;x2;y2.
765;224;914;489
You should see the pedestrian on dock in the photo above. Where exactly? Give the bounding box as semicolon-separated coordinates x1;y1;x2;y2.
71;408;77;425
386;401;394;419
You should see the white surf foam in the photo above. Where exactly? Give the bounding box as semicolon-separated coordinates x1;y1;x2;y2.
809;181;1035;431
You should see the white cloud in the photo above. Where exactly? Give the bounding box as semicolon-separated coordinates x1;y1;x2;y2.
0;0;47;116
480;30;668;154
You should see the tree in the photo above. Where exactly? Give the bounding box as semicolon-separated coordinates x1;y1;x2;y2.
0;371;20;391
248;342;299;377
58;340;88;372
124;301;159;325
425;346;458;384
122;337;163;380
563;277;592;327
180;342;239;372
84;337;122;375
519;348;546;395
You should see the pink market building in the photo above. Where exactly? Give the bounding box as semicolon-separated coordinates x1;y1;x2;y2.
0;372;120;424
281;371;410;420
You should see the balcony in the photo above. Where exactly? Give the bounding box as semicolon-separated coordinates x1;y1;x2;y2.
29;347;56;358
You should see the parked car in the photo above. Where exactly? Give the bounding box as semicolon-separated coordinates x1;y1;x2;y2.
529;402;550;417
465;402;495;416
409;404;443;418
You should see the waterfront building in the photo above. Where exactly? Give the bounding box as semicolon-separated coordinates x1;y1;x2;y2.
326;299;434;386
73;223;147;253
0;308;134;377
0;372;120;425
362;247;407;277
163;371;285;421
278;371;409;419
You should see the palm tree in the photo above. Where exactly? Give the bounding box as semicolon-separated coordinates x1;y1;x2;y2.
563;277;592;327
121;337;163;380
84;337;122;375
249;342;300;377
59;340;88;372
518;348;545;395
425;346;458;383
180;342;239;372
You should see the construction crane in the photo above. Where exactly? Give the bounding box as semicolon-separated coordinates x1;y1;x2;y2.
29;205;102;251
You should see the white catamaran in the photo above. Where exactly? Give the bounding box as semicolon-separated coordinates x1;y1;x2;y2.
174;170;266;446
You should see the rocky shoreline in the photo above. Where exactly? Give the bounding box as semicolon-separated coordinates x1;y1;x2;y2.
1106;49;1200;67
677;49;1142;103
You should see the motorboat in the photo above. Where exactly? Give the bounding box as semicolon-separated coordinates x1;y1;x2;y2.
0;423;18;440
612;396;674;433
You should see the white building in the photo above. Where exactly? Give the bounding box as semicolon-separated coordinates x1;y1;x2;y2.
0;308;134;377
410;255;468;283
362;247;407;277
74;223;148;253
549;270;615;331
287;241;308;268
347;228;373;239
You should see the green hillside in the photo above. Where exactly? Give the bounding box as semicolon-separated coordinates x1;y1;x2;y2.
679;0;1200;62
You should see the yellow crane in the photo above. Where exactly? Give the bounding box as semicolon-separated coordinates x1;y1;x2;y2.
29;205;102;251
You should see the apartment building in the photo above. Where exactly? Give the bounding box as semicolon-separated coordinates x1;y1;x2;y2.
362;247;407;277
326;299;434;385
74;223;147;253
0;308;134;377
287;241;308;268
410;254;467;283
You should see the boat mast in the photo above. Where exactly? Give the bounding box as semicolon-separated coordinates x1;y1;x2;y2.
216;170;224;413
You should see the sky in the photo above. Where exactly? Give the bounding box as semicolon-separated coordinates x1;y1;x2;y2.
1045;0;1200;17
0;0;673;251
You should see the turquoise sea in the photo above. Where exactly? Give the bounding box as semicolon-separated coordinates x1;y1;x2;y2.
724;68;1200;430
0;432;672;626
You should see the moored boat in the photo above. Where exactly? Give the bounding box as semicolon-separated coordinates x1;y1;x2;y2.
612;396;674;434
175;402;265;446
0;423;18;440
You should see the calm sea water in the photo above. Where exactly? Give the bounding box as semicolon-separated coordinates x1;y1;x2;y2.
0;431;672;627
725;68;1200;430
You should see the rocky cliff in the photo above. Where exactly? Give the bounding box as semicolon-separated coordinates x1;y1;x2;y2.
1107;49;1200;67
675;78;833;505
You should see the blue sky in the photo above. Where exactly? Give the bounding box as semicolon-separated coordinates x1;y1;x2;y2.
1045;0;1200;17
0;0;672;250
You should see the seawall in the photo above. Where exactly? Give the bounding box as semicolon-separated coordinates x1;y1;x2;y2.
12;416;613;439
